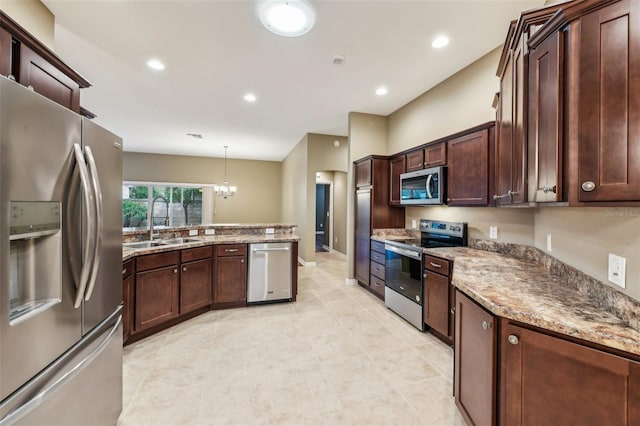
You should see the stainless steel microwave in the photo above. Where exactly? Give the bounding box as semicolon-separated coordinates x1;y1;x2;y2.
400;166;446;205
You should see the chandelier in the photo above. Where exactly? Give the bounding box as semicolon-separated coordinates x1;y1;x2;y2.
214;145;237;198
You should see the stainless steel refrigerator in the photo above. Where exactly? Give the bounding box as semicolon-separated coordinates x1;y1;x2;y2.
0;76;123;425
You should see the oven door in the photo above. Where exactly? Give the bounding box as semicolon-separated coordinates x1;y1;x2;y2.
384;244;423;304
400;166;445;205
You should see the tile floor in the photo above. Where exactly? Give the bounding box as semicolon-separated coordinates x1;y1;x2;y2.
118;251;465;426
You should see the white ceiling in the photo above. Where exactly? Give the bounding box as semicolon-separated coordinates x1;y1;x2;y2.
42;0;543;161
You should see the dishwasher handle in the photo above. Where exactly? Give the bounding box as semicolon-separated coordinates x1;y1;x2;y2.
252;247;290;252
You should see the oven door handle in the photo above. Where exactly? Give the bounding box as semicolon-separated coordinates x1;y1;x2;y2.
385;244;421;260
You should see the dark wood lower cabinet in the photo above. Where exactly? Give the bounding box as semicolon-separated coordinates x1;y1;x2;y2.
134;265;180;332
213;245;247;306
500;321;640;426
454;290;496;426
122;259;133;343
424;271;450;340
180;258;212;314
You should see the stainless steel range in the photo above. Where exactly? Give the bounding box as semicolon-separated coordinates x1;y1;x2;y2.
384;219;467;330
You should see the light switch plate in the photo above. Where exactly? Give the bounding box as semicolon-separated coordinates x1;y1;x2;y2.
188;229;198;236
608;253;626;288
204;229;215;235
489;226;498;239
411;219;417;229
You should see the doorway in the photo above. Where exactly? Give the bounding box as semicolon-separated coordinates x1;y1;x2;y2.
315;183;331;252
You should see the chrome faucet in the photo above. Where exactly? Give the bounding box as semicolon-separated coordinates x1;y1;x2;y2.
149;195;170;240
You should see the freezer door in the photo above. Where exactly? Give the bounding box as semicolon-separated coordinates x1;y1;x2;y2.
81;118;123;333
0;77;83;402
0;308;123;425
248;242;292;302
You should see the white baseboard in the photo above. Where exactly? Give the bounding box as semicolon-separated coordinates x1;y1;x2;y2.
298;257;316;267
345;278;358;286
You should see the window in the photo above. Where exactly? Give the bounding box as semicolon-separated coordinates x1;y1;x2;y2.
122;183;207;230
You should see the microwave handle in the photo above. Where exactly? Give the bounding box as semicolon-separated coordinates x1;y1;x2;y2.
426;174;433;199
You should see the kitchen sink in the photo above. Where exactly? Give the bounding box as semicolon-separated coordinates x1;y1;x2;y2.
161;237;202;245
123;241;169;249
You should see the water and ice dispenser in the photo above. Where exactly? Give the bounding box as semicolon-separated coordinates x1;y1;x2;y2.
9;201;62;326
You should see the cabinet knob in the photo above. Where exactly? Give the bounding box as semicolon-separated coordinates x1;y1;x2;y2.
173;268;178;274
447;198;451;203
182;266;187;272
542;185;557;194
508;335;519;345
122;268;127;275
581;181;596;192
423;273;427;278
241;259;244;263
482;320;492;330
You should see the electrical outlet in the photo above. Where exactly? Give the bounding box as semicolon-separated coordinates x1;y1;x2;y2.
265;228;275;234
489;226;498;239
204;229;215;235
546;234;552;252
411;219;417;229
189;229;198;236
608;254;626;288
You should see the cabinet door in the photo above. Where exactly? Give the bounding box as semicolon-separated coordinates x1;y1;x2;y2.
500;321;640;425
578;0;640;202
180;258;212;314
17;44;80;113
447;129;490;206
528;31;563;203
0;27;10;76
511;36;528;204
214;256;247;304
354;236;370;286
406;149;424;172
389;155;406;205
496;55;514;205
455;291;496;426
424;272;450;338
122;274;133;342
355;188;371;237
135;265;180;332
424;143;447;167
355;159;372;188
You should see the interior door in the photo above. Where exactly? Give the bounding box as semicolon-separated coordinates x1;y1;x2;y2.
0;77;82;403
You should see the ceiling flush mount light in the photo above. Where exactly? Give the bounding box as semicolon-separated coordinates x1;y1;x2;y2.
146;59;165;70
243;93;257;102
375;86;388;96
332;140;341;148
259;0;316;37
214;145;237;199
432;35;450;49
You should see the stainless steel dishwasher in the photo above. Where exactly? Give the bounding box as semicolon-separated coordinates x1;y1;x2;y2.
247;242;292;303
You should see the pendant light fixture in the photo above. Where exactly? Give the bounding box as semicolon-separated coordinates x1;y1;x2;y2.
214;145;237;199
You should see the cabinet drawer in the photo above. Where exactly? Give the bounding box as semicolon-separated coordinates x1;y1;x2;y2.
370;274;385;297
122;259;133;279
181;245;212;263
136;250;179;272
370;261;385;280
424;255;450;276
370;250;385;265
216;244;247;257
371;240;386;254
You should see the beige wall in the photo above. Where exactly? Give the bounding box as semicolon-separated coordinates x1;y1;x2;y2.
333;171;348;255
281;135;309;259
123;152;282;224
0;0;54;49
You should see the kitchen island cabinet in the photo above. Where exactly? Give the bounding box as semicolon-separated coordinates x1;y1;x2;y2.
213;244;247;308
180;246;213;314
122;259;134;342
134;251;180;333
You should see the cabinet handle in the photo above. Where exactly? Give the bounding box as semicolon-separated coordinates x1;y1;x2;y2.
122;268;127;275
173;268;178;274
430;262;442;268
482;320;492;330
225;248;239;253
182;266;187;272
508;335;519;345
581;181;596;192
542;185;557;194
493;193;509;200
450;307;455;314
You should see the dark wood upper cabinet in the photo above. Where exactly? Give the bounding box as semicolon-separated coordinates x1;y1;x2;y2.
406;149;424;172
355;158;372;188
528;30;564;203
389;155;406;205
447;128;493;206
0;26;10;76
576;0;640;202
500;320;640;426
425;143;447;167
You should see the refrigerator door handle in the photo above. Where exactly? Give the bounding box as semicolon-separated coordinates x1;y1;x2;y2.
0;314;122;426
83;146;103;302
72;144;96;309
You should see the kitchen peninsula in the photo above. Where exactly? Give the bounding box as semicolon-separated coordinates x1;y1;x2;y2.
122;224;299;344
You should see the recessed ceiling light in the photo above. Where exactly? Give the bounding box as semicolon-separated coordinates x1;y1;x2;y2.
259;0;316;37
244;93;257;102
376;86;388;96
146;59;165;70
432;35;450;49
